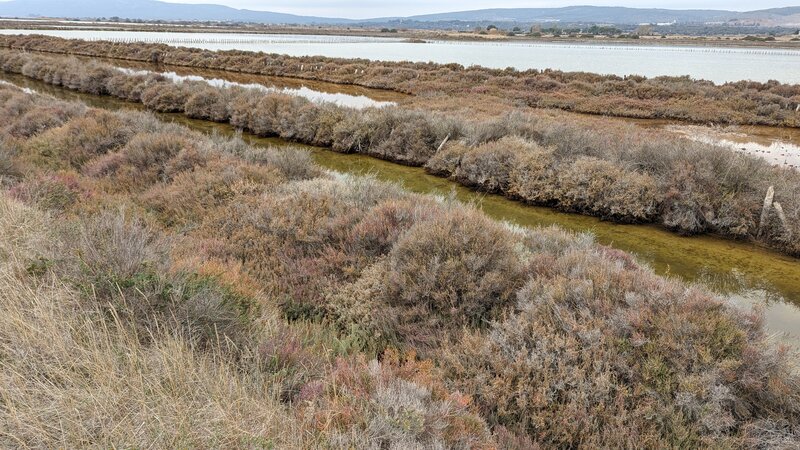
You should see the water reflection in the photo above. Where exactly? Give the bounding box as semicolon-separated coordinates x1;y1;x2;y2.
117;66;396;109
663;124;800;169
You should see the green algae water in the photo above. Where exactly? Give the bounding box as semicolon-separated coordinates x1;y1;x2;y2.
4;71;799;345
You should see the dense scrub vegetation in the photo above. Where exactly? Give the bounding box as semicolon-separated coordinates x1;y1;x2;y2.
1;49;797;257
2;82;800;448
1;34;799;127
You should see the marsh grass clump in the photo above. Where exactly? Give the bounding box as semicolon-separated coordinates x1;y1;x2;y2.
443;233;800;448
382;207;525;342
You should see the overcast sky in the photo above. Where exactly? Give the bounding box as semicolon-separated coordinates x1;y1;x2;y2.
163;1;799;19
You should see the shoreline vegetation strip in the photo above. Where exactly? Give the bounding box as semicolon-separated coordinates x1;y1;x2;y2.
0;46;797;257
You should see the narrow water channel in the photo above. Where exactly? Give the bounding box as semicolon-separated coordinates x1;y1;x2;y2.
54;53;800;169
77;54;408;107
4;71;799;347
93;56;800;170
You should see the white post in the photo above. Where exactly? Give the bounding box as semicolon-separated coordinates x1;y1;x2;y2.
758;186;775;238
773;202;792;239
437;134;451;152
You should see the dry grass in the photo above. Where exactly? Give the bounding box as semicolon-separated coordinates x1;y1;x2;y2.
0;195;298;448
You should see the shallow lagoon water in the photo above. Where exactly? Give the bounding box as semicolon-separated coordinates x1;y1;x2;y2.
89;56;800;169
662;124;800;169
113;64;400;109
3;29;800;83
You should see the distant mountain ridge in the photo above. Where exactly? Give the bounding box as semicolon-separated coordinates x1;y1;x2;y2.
0;0;798;26
399;7;734;24
0;0;353;24
393;6;800;27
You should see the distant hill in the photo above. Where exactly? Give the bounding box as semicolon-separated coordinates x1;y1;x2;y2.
390;6;800;27
397;7;734;24
0;0;352;24
0;1;798;27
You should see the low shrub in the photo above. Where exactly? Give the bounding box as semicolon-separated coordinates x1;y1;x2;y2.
65;209;254;349
303;350;494;448
23;110;133;169
557;156;662;221
382;207;525;346
140;159;284;227
141;81;191;112
10;172;89;212
241;145;321;181
443;240;800;448
84;131;191;188
456;136;540;193
424;140;468;175
184;86;232;122
6;103;85;138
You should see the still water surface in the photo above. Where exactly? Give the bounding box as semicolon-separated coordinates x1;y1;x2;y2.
117;66;397;109
99;57;800;170
2;29;800;84
2;71;799;348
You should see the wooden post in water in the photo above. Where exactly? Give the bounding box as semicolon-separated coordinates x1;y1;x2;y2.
758;186;775;238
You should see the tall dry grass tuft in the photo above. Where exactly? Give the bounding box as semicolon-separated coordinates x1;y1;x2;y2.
0;141;20;184
0;195;298;448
